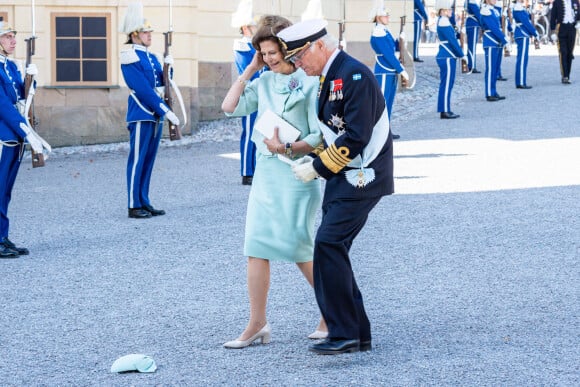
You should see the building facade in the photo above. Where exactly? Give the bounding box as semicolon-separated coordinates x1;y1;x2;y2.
2;0;412;147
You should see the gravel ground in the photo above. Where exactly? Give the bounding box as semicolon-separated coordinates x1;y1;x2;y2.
1;45;578;386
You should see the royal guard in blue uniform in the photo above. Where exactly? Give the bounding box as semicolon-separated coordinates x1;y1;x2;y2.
436;0;467;119
370;1;408;140
481;0;510;101
120;3;180;219
0;20;50;257
278;19;394;355
494;2;509;81
465;0;483;73
231;0;262;185
414;0;429;61
512;0;539;89
549;0;580;84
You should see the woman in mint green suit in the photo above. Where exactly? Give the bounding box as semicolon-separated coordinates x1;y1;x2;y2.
221;15;326;349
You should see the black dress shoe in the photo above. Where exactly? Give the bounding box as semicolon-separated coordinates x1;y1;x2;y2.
242;176;253;185
128;208;152;219
471;68;481;74
392;133;400;140
497;76;508;81
440;112;460;119
486;96;499;101
2;237;29;255
495;95;506;100
562;77;571;84
309;338;360;355
413;58;424;63
359;340;372;352
142;204;165;216
516;85;532;89
0;245;19;259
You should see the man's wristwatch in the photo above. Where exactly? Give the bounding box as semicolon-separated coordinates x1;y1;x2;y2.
284;142;292;157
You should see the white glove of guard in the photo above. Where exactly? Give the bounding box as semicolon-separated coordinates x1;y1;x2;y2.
400;70;409;81
164;54;174;65
399;31;406;40
291;158;318;182
551;33;558;42
26;134;43;154
575;22;580;30
20;123;41;153
505;42;512;52
165;111;180;126
26;63;38;76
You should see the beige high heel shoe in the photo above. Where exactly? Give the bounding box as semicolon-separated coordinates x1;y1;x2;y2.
223;323;272;349
307;330;328;339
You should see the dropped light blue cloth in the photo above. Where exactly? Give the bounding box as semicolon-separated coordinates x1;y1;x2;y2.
110;354;157;373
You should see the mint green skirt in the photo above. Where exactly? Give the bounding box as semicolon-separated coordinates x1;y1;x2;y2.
244;154;322;262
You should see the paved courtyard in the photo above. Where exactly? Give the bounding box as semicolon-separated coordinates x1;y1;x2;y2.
1;46;578;385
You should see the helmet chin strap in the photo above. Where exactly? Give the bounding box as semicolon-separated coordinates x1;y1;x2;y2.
131;31;144;46
0;41;8;56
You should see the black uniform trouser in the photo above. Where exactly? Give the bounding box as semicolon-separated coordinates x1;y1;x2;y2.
557;23;577;78
313;195;382;341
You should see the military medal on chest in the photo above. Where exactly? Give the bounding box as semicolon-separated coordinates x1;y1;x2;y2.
329;78;343;101
327;113;346;136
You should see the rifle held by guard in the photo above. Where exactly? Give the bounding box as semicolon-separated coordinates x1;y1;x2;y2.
24;35;44;168
163;30;181;141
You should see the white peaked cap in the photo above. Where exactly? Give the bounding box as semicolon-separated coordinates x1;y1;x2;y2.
436;0;454;10
120;2;153;34
301;0;324;21
277;19;328;59
369;0;390;21
231;0;255;28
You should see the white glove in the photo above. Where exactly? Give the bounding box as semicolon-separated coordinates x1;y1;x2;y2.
165;111;180;126
399;31;406;40
164;54;174;65
293;155;313;165
20;122;51;154
26;63;38;76
575;22;580;30
26;134;43;154
461;27;467;34
339;40;347;51
505;42;512;52
461;56;468;63
21;122;42;153
551;33;558;42
291;158;318;182
400;70;409;81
